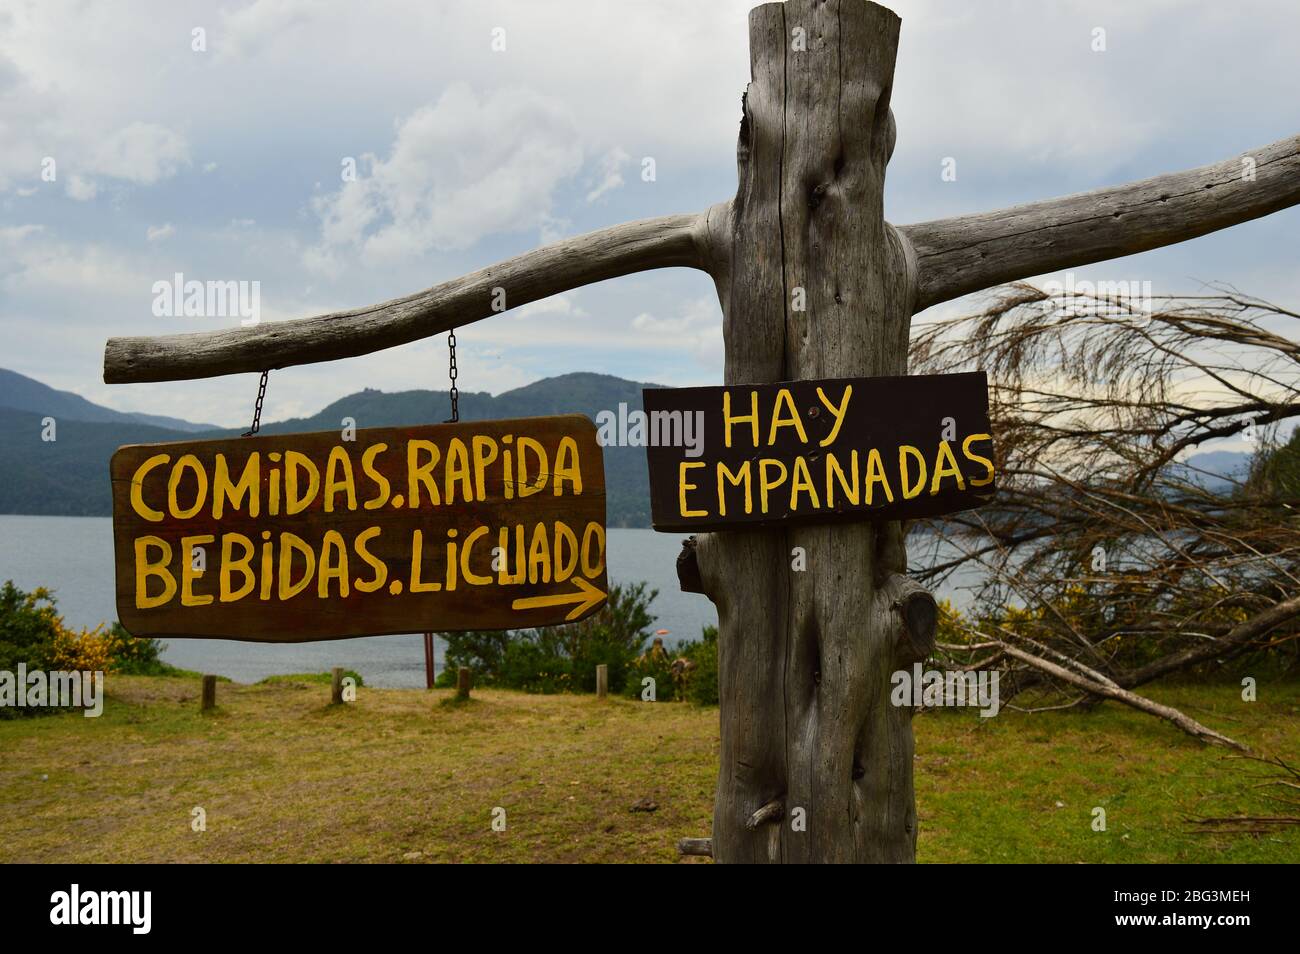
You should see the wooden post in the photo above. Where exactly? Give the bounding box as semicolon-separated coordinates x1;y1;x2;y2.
331;666;344;705
456;666;471;700
595;663;608;700
200;674;216;712
691;0;920;863
423;632;435;689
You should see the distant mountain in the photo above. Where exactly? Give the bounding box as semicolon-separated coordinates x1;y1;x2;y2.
0;366;1264;527
259;372;654;433
1178;449;1252;493
256;372;660;526
0;409;191;515
0;369;660;527
0;367;218;432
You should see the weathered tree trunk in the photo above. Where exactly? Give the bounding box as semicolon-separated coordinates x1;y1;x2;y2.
694;0;925;863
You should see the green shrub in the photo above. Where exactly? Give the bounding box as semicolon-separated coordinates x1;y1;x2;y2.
499;638;571;694
683;625;719;706
621;624;719;705
0;580;60;674
437;629;514;687
104;623;177;675
438;581;658;694
2;579;187;680
0;580;62;718
624;648;677;700
435;584;725;702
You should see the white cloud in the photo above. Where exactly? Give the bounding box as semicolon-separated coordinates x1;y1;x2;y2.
216;0;319;62
88;122;190;184
538;214;571;245
65;174;97;201
146;223;176;242
0;11;189;196
585;147;629;203
0;225;153;302
515;294;588;320
0;224;43;243
5;116;188;198
305;84;585;270
631;296;721;364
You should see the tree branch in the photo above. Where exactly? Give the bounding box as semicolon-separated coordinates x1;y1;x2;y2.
901;134;1300;311
995;642;1248;751
1121;593;1300;688
103;211;715;383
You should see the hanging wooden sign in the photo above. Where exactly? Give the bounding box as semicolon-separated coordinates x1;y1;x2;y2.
643;372;995;532
110;416;607;642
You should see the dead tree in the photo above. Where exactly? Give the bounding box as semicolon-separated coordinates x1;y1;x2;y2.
911;286;1300;736
102;1;1300;862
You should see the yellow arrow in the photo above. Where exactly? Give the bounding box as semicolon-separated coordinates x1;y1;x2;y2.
512;577;606;621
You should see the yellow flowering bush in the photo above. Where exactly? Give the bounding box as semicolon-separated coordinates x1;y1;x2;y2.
48;623;115;673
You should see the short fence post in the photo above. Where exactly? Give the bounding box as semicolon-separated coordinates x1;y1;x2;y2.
331;667;344;704
456;666;471;700
596;664;608;700
200;674;217;712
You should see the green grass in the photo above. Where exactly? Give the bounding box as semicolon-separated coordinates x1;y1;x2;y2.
914;679;1298;863
0;675;1294;863
257;670;364;687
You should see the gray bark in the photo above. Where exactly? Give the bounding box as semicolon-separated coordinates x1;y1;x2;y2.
103;214;707;383
901;133;1300;310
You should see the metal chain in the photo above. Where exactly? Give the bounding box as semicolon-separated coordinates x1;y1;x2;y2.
242;370;269;437
445;329;459;423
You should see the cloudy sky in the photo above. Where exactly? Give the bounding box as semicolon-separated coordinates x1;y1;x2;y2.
2;0;1298;428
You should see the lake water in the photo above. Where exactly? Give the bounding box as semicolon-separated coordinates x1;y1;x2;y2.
0;515;973;687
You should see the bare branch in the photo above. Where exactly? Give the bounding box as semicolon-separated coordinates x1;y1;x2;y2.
1122;593;1300;687
746;798;785;830
912;286;1300;721
103;210;717;383
995;641;1248;750
677;837;713;857
902;134;1300;311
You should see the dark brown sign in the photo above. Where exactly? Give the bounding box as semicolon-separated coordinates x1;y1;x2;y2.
643;372;995;531
110;416;607;642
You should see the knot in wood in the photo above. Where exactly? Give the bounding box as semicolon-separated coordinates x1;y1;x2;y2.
881;573;937;665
